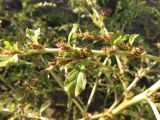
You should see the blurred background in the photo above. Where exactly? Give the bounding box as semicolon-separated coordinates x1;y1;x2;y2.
0;0;160;120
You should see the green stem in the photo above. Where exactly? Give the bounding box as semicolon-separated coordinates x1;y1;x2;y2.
109;89;120;111
127;62;156;92
72;99;85;114
86;57;109;110
14;48;160;62
115;55;127;92
79;79;160;119
112;80;160;115
143;54;160;62
86;79;98;110
109;100;119;111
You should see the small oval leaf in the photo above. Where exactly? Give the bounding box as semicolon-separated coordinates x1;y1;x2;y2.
4;41;11;50
64;64;87;97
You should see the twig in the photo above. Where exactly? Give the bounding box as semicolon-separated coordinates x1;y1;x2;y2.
86;79;98;110
112;79;160;115
127;68;144;92
115;55;127;92
72;99;85;114
115;55;124;74
86;57;109;110
127;61;156;92
109;89;119;111
79;79;160;119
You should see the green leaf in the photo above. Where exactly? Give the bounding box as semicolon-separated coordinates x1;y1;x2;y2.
26;28;40;44
110;32;123;45
64;64;87;97
4;41;11;50
75;65;86;96
120;34;130;42
34;28;40;43
0;55;18;67
68;24;78;44
26;28;34;40
40;101;51;113
108;58;112;65
13;43;19;51
8;103;16;111
129;34;139;45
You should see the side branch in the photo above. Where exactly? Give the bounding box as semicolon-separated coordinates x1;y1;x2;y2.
111;79;160;115
80;79;160;119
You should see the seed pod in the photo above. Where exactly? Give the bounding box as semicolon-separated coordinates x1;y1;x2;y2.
129;48;145;58
31;44;44;49
102;46;116;56
3;50;15;56
56;42;71;50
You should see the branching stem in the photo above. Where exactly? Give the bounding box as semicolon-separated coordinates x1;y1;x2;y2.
127;62;156;92
86;57;109;110
16;47;160;62
79;79;160;119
